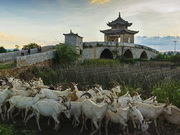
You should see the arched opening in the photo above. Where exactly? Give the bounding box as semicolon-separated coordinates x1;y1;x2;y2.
123;49;133;58
140;51;148;59
100;49;113;59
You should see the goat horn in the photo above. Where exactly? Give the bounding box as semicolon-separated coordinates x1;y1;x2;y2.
80;92;92;98
109;80;119;86
107;95;114;103
62;96;68;102
161;99;168;105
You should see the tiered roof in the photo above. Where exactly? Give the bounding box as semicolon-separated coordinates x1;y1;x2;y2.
100;12;139;35
107;12;132;27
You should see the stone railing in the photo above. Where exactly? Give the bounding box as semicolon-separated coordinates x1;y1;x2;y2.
0;45;55;63
16;50;55;68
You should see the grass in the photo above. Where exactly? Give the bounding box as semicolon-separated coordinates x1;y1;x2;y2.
0;123;37;135
0;63;15;69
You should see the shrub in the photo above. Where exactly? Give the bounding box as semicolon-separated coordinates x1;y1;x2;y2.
54;43;79;65
152;81;180;107
170;54;180;65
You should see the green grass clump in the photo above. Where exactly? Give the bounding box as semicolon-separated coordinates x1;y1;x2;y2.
0;64;15;69
0;123;37;135
0;124;14;135
152;81;180;107
83;59;119;65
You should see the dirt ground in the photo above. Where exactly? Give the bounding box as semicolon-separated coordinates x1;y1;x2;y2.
3;115;179;135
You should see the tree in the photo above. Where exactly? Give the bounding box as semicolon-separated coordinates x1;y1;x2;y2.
0;46;7;53
55;43;79;65
23;43;38;49
13;45;20;51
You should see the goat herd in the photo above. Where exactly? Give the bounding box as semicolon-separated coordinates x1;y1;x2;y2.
0;77;179;135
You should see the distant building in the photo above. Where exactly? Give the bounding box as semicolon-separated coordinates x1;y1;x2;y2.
100;12;138;43
63;30;83;54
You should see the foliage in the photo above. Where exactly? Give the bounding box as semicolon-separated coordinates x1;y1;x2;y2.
135;58;149;62
23;43;39;49
0;123;37;135
83;59;119;65
152;81;180;107
13;45;20;51
119;58;135;64
170;54;180;65
0;124;14;135
152;52;180;63
0;64;15;69
54;43;79;65
0;46;7;53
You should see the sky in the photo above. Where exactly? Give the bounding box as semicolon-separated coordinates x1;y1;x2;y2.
0;0;180;52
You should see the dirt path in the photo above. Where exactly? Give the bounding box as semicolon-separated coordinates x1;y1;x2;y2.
3;115;179;135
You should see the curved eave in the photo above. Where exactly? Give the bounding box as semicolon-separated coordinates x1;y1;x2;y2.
100;29;139;35
107;23;132;27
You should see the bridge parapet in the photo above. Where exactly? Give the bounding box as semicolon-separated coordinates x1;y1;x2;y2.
83;42;158;53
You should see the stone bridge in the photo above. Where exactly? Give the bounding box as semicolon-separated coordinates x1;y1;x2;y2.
82;42;158;60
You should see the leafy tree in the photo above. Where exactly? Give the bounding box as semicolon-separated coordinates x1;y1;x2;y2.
13;45;20;51
23;43;38;49
170;54;180;65
55;43;79;65
0;46;7;53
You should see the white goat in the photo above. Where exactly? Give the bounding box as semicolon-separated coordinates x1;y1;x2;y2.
70;101;82;127
80;96;117;135
25;98;71;131
7;93;46;121
105;104;144;135
134;102;172;135
118;91;133;107
40;88;71;101
158;105;180;133
0;87;16;120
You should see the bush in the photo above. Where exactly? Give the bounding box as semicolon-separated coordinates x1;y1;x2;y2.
0;46;7;53
55;44;79;65
152;81;180;107
170;54;180;65
23;43;39;49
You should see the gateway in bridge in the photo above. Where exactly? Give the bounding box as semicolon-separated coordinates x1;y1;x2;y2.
63;13;158;61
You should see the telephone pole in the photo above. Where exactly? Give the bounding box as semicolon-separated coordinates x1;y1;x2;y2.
173;41;177;54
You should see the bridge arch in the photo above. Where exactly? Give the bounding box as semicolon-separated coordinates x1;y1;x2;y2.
123;49;133;58
100;49;113;59
140;51;148;59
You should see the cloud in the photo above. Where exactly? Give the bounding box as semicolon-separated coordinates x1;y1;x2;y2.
0;32;16;42
135;36;180;51
90;0;112;4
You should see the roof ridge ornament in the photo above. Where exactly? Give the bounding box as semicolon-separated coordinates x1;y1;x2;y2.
119;12;121;17
70;29;72;33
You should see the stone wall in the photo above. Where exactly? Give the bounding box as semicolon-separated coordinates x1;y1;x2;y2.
0;45;54;63
16;50;55;68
